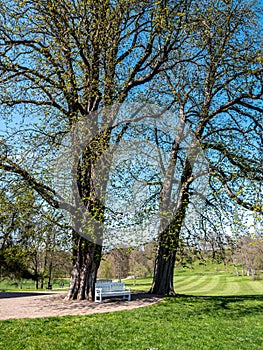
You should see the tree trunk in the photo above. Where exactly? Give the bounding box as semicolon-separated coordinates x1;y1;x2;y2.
149;244;176;295
149;189;189;295
48;260;53;287
241;263;245;277
233;263;239;277
148;118;195;295
66;234;102;300
34;264;39;289
64;122;110;301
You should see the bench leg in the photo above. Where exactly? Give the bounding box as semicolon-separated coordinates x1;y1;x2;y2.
123;293;131;301
95;293;103;303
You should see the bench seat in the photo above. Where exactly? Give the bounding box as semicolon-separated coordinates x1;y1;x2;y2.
95;281;131;303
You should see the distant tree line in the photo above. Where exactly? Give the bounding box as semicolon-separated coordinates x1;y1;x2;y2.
98;237;263;281
0;184;72;288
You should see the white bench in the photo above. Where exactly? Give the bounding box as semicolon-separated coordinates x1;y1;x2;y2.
95;281;131;303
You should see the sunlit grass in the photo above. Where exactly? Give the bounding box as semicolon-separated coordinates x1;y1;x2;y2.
1;267;263;349
0;278;70;292
0;295;263;350
124;273;263;296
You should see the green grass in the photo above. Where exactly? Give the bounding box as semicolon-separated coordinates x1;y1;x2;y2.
0;278;70;292
0;295;263;350
1;269;262;349
174;274;263;296
124;273;263;296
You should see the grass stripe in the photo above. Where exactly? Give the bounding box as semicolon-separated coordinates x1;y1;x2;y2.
173;275;202;288
173;274;263;296
187;275;221;295
175;275;211;294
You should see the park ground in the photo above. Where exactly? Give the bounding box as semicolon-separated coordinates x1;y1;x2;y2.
0;264;262;350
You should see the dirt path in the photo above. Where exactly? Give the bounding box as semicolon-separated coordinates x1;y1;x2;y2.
0;292;162;320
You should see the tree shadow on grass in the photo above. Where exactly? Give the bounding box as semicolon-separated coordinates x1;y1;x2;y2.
171;294;263;318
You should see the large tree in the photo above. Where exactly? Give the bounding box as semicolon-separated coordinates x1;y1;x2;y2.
149;0;263;295
0;0;193;299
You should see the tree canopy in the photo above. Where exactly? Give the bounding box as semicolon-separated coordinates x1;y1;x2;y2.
0;0;262;298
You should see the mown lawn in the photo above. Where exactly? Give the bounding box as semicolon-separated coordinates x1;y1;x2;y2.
125;272;263;296
0;272;262;350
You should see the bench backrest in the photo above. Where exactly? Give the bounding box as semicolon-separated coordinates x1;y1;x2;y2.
96;279;112;283
95;282;126;292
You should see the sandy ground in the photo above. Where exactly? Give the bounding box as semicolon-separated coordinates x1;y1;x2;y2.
0;291;162;320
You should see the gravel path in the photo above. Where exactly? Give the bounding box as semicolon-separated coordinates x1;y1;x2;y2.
0;291;162;320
